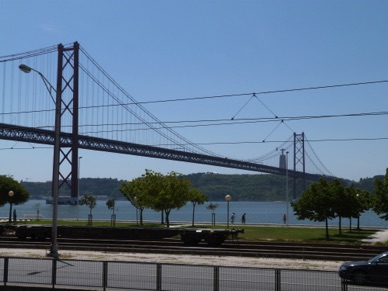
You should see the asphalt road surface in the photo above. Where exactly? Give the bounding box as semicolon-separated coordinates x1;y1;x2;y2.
4;257;387;291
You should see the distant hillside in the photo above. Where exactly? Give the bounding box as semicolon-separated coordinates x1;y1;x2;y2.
21;173;384;202
186;173;306;201
22;178;125;200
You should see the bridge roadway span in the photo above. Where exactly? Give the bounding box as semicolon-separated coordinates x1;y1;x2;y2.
0;123;322;180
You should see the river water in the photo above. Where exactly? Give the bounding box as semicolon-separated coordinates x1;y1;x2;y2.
1;200;387;228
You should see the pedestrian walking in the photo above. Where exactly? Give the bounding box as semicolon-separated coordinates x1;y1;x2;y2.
283;214;287;224
13;209;17;222
231;213;235;224
242;213;246;224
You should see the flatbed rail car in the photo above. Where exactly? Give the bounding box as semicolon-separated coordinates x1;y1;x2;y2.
180;228;244;246
14;225;244;246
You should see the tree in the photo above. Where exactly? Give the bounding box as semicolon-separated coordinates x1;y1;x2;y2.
140;170;192;228
206;203;219;213
291;178;337;240
352;189;371;230
330;179;347;235
188;188;208;227
143;170;167;225
206;203;219;226
373;168;388;220
0;175;30;207
106;198;116;226
333;182;372;234
154;171;191;227
79;194;97;226
106;198;116;215
120;177;148;226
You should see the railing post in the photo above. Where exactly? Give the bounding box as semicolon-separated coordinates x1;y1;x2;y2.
213;266;219;291
341;278;348;291
51;259;57;288
275;269;281;291
102;261;108;291
3;257;9;286
156;264;162;291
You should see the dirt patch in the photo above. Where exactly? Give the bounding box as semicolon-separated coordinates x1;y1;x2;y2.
0;248;341;271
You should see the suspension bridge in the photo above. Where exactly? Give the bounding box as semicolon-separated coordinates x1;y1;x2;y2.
0;42;332;199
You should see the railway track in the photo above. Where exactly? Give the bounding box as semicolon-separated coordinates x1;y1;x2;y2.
0;236;385;262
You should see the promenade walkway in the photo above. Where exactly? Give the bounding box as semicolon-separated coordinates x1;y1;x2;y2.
362;228;388;244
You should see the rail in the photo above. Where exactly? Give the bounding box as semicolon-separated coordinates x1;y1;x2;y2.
0;236;386;263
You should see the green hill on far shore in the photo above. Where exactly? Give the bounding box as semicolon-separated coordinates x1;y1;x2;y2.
21;172;383;202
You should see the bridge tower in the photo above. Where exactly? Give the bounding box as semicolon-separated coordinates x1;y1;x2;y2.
55;42;79;201
293;132;305;199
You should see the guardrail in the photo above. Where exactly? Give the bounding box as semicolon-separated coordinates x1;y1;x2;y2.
0;256;380;290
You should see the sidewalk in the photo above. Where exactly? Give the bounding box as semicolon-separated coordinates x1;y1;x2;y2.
362;229;388;244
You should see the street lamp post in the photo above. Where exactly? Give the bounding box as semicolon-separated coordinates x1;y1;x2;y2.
286;151;289;227
19;64;60;258
77;156;82;221
8;191;14;223
134;196;139;226
225;195;232;229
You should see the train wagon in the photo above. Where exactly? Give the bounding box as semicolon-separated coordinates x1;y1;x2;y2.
14;225;244;246
180;228;244;246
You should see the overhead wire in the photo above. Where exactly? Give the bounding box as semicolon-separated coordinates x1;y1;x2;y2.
229;89;294;142
2;109;388;133
79;45;222;157
0;45;58;63
2;45;388;176
124;79;388;105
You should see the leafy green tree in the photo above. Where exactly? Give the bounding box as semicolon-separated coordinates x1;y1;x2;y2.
334;182;371;233
79;194;97;225
157;171;191;227
0;175;30;207
120;177;148;226
373;168;388;220
291;178;337;240
352;189;371;230
143;170;166;224
206;203;219;213
106;198;116;226
206;203;219;226
141;170;192;227
106;198;116;215
188;188;208;227
330;179;347;235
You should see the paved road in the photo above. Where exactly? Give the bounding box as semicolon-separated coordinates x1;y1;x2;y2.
3;257;386;291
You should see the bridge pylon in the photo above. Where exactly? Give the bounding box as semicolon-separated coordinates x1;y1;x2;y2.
293;132;305;199
54;42;79;201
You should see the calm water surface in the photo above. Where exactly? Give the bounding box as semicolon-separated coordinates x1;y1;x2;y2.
1;200;387;228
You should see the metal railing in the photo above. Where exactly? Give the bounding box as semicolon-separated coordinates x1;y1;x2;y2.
0;257;384;290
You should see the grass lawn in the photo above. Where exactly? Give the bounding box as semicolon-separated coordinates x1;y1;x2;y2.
237;225;378;245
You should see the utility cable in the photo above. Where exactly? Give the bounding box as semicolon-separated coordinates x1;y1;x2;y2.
128;80;388;105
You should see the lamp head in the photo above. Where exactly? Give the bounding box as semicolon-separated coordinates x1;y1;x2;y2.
19;64;32;73
8;191;14;197
225;194;232;202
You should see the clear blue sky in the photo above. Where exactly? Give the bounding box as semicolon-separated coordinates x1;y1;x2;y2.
1;0;388;183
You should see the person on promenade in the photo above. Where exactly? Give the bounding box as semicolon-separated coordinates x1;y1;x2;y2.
13;209;17;222
283;214;287;224
231;213;235;224
242;213;246;224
